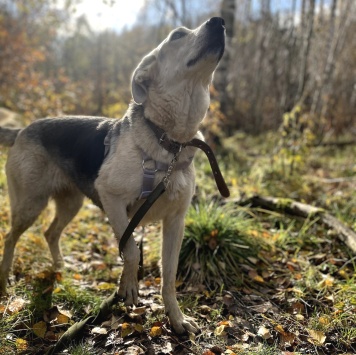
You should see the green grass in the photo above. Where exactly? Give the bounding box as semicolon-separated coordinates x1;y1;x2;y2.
178;201;268;288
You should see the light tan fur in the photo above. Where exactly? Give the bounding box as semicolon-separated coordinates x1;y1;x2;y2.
0;18;225;334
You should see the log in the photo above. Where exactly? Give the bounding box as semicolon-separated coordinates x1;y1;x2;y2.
234;195;356;253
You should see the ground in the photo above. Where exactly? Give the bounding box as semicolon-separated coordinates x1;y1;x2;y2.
0;132;355;354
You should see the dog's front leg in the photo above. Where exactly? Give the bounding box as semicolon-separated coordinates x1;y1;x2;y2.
162;213;199;334
100;194;140;305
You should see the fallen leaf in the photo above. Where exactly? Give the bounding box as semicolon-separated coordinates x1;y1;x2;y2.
275;324;287;335
280;332;296;346
8;297;27;314
295;314;304;321
257;326;272;339
33;321;47;338
92;327;108;335
55;272;63;281
317;275;334;288
15;338;28;351
56;313;70;325
96;282;116;290
133;306;146;315
134;323;144;333
121;322;134;337
149;325;162;337
308;329;326;345
214;324;227;337
319;316;330;326
248;270;264;283
53;287;62;293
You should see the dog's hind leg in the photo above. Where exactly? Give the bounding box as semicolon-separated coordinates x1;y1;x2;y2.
44;190;83;270
0;195;48;295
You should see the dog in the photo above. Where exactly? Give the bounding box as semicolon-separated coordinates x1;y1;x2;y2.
0;17;225;334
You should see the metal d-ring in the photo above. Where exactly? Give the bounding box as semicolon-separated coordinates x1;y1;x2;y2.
142;158;158;173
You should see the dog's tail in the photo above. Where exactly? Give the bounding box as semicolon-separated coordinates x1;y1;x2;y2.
0;127;21;147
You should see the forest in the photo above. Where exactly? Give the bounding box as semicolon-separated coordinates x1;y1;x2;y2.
0;0;355;354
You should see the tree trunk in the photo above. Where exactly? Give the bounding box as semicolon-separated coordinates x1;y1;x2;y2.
214;0;236;117
295;0;315;104
280;0;297;112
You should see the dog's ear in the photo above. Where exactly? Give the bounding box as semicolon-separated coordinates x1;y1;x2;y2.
131;54;157;104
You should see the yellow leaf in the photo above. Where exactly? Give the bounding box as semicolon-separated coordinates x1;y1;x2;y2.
56;313;70;325
149;325;162;337
73;273;82;280
214;324;226;336
308;329;326;345
295;314;304;321
33;321;47;338
121;322;134;338
134;323;144;333
248;270;264;283
319;316;330;326
97;282;116;290
318;275;334;288
274;324;286;335
53;287;62;293
15;338;28;351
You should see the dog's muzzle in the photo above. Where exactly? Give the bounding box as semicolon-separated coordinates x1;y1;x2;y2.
187;17;225;67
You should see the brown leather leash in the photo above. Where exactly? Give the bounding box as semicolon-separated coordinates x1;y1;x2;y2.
118;119;230;257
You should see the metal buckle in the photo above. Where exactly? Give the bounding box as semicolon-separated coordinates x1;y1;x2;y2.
142;158;158;173
159;133;166;145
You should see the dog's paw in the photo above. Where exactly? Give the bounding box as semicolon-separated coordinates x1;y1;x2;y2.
52;259;64;271
118;272;138;306
169;312;200;334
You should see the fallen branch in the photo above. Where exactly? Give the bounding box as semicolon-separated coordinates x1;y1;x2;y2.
234;195;356;253
312;139;356;148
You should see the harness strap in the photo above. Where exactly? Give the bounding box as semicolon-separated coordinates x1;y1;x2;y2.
139;151;193;199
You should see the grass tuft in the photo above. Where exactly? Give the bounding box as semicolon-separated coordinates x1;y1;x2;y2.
178;201;267;289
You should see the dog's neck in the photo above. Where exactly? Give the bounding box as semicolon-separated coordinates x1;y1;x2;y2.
141;82;209;143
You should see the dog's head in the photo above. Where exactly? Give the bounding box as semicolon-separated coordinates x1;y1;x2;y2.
131;17;225;134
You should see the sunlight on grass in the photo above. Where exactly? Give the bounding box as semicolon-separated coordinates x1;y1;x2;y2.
178;201;269;288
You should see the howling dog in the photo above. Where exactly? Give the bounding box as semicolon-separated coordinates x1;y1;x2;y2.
0;17;225;333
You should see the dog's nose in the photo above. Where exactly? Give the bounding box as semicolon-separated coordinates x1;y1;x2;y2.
206;17;225;29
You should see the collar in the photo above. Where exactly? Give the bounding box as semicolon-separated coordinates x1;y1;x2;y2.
145;118;184;155
145;117;230;198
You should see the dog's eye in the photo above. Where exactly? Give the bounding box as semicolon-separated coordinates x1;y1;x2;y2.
170;31;186;41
